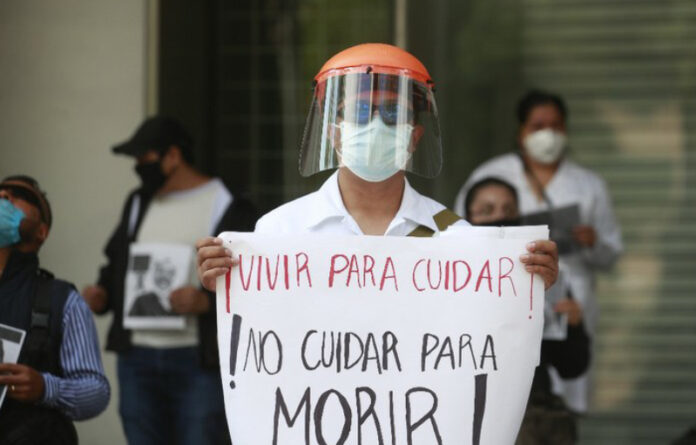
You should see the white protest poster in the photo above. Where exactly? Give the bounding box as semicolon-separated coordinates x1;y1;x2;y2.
217;228;547;445
123;242;193;329
0;323;27;409
441;226;566;341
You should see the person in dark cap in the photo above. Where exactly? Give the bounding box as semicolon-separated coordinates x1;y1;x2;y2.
82;116;258;444
0;175;110;444
111;116;197;195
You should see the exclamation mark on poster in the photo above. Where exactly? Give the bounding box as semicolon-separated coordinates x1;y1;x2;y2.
229;314;242;389
472;373;487;445
528;272;534;319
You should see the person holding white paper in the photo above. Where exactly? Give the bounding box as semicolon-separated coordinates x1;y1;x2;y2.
463;176;590;444
83;117;258;445
0;175;109;444
453;90;622;413
196;44;559;445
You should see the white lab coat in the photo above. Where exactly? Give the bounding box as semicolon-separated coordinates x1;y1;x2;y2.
454;153;623;412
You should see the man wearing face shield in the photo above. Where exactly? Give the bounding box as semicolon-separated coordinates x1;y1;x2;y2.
453;90;623;413
83;116;257;444
0;176;109;444
196;44;559;307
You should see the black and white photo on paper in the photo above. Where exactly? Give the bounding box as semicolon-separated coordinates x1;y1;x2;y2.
123;242;195;330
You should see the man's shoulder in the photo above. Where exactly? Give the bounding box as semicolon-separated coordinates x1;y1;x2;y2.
471;153;519;177
37;269;77;294
123;186;149;206
416;191;450;215
255;190;323;234
36;271;79;309
426;200;471;231
405;186;469;231
562;160;605;183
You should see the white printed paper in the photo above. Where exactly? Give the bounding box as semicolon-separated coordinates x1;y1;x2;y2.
124;242;193;330
0;323;27;409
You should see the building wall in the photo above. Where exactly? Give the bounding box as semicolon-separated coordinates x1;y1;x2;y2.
0;1;147;443
519;1;696;443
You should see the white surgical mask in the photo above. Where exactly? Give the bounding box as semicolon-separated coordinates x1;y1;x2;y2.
338;119;413;182
523;129;567;164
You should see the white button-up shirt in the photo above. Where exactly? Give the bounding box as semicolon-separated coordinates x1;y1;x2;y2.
256;171;469;235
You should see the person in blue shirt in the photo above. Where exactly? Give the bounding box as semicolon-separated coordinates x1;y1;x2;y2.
0;175;110;444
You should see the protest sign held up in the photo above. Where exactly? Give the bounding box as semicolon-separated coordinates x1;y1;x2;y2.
217;227;547;445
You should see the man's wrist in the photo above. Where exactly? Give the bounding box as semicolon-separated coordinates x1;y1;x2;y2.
40;373;56;406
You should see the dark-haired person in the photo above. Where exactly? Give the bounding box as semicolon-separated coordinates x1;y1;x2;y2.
83;116;258;444
464;177;590;444
0;176;109;444
464;177;522;226
454;90;622;413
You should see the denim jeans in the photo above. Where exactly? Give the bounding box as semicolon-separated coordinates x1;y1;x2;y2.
117;346;230;445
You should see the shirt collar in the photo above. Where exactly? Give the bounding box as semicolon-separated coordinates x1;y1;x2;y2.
303;171;350;230
394;177;439;233
304;170;439;233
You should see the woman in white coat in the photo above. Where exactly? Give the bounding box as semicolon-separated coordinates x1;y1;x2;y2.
453;89;622;413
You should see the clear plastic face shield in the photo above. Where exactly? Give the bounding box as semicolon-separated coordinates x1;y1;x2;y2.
299;67;443;182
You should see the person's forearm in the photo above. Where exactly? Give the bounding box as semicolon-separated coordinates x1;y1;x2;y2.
41;372;110;420
48;291;111;419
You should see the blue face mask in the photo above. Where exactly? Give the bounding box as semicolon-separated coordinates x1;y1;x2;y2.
0;199;25;248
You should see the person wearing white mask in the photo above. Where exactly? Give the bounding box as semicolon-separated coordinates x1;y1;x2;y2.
197;45;560;312
453;89;623;414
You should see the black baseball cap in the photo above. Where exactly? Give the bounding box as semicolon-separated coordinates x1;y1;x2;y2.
112;116;193;158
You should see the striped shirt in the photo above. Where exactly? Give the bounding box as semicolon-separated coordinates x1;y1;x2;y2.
40;290;110;420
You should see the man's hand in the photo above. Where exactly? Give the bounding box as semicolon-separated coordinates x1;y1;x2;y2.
554;298;583;326
170;286;210;314
81;285;108;313
196;237;236;292
573;225;597;248
520;239;559;290
0;363;45;402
